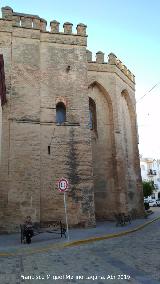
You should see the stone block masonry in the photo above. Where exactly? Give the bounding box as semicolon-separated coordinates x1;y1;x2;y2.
0;6;144;232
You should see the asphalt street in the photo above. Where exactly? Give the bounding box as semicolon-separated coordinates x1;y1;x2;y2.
0;217;160;284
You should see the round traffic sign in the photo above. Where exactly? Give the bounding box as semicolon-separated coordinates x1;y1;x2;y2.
57;178;69;192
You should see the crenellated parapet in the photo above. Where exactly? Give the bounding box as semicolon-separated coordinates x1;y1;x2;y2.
86;50;135;83
1;6;47;31
0;6;134;80
108;53;135;83
1;6;87;38
50;20;60;33
1;6;13;19
76;23;87;36
96;51;104;64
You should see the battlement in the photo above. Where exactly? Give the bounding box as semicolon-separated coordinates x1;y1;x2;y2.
1;6;87;36
0;6;134;81
86;50;135;83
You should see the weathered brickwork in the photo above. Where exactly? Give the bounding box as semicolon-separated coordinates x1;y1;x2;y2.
0;6;144;232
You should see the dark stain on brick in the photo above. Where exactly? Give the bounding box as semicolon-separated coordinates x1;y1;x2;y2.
128;191;135;200
81;188;94;214
67;128;80;192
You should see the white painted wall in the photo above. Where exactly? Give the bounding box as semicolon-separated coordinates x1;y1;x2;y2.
140;158;160;200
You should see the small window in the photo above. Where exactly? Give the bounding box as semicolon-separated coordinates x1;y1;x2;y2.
56;102;66;124
141;165;145;171
89;97;97;131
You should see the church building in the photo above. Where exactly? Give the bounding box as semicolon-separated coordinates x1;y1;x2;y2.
0;6;144;232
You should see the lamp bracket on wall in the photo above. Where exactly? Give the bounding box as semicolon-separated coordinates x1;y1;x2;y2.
66;65;71;72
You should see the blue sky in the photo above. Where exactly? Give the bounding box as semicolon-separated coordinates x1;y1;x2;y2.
1;0;160;157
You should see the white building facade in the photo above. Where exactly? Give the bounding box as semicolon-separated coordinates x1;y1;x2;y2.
140;158;160;200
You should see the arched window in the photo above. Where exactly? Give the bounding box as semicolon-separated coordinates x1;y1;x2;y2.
56;102;66;124
89;97;97;131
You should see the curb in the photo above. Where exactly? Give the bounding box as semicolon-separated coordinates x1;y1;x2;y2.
0;216;160;257
64;215;160;248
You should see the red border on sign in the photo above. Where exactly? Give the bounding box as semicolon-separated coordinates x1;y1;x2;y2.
57;178;69;192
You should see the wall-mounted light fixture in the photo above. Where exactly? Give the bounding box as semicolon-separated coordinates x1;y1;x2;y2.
66;65;71;72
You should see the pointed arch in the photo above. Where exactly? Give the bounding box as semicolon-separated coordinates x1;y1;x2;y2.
88;80;118;219
88;81;113;108
121;89;138;147
121;89;136;121
121;89;140;210
88;80;115;141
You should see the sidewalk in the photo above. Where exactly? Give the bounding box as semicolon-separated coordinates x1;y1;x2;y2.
0;208;160;256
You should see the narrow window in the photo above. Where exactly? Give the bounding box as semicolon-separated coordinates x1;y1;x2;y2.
56;102;66;124
89;97;97;131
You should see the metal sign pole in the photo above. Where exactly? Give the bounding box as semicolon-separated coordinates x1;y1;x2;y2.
64;192;69;241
